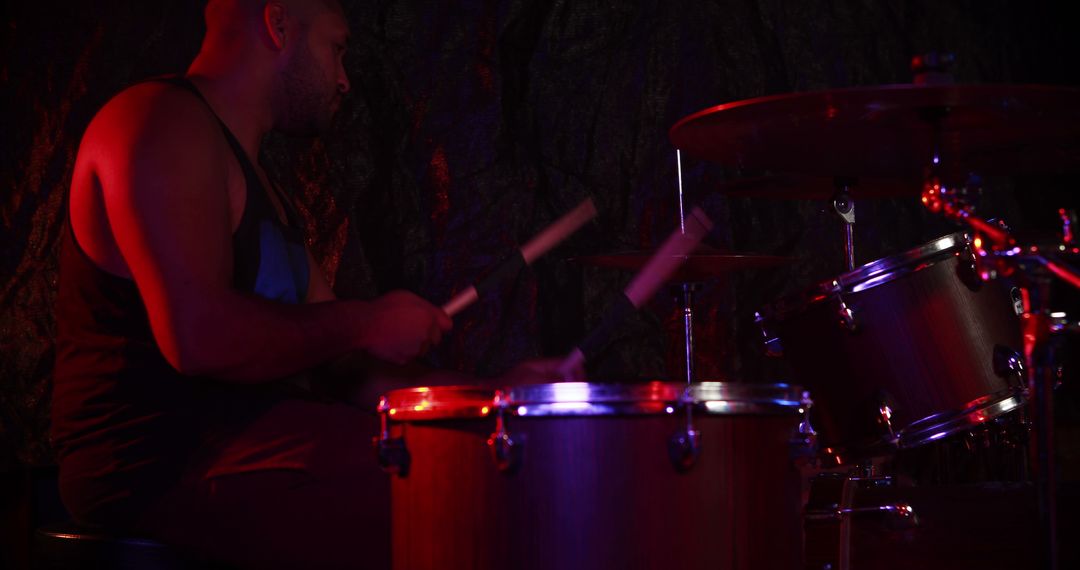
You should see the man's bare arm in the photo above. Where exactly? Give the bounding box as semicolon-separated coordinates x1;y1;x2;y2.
90;85;448;383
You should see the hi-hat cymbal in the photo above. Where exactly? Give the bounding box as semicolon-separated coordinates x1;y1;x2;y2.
571;246;790;282
670;84;1080;178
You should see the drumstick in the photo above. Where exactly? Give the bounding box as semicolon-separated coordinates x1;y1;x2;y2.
559;207;714;376
442;198;598;317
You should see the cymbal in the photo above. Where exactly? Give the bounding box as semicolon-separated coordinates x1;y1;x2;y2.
716;173;921;200
670;84;1080;178
571;246;790;281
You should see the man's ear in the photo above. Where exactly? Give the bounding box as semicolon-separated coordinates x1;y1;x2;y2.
264;2;288;50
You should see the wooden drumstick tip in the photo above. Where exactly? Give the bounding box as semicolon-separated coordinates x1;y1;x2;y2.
442;198;597;319
685;206;714;233
623;207;714;307
442;286;479;318
520;197;598;265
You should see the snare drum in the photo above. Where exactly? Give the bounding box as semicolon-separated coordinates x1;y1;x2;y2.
757;233;1025;461
377;382;806;570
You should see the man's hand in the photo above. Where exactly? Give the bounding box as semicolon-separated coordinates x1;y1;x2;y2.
496;357;587;386
356;291;453;365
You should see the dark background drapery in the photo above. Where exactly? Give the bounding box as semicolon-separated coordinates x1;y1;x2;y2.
3;0;1079;468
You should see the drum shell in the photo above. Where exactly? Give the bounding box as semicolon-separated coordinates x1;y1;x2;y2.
389;410;803;570
768;246;1022;455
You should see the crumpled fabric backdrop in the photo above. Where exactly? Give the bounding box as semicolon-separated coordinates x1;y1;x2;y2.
2;0;1079;467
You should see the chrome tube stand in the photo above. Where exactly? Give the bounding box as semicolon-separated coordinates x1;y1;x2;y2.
681;283;697;386
923;179;1080;570
668;282;702;472
1023;269;1059;570
804;465;914;570
668;150;701;471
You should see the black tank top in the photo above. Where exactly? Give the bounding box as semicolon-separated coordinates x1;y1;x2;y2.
52;77;311;528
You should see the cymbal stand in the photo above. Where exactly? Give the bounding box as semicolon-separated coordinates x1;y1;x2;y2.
674;149;696;387
680;283;698;385
667;150;701;471
923;174;1080;570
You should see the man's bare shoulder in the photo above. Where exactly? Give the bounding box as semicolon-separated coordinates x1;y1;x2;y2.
81;80;224;165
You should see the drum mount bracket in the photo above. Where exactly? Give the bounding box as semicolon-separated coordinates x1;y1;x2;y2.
488;400;523;474
668;396;702;473
832;187;857;272
374;408;411;477
668;425;701;473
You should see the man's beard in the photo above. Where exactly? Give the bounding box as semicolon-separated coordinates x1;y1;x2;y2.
278;45;336;137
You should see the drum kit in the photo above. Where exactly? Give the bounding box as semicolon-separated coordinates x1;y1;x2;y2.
374;58;1080;570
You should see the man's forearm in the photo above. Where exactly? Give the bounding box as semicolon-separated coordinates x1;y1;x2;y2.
166;294;370;383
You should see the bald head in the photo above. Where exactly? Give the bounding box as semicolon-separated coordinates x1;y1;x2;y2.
203;0;343;40
191;0;351;137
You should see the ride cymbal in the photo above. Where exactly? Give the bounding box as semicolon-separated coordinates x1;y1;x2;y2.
671;84;1080;178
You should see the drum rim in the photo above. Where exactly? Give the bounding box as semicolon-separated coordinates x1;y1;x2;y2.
819;388;1026;463
758;232;968;321
379;382;807;419
899;388;1025;448
506;381;806;417
378;385;496;420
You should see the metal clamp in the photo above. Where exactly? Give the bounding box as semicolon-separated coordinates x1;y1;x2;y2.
668;424;701;473
836;290;859;332
955;242;985;291
993;345;1027;389
833;188;857;272
668;390;701;473
373;399;410;477
791;391;818;459
487;392;522;474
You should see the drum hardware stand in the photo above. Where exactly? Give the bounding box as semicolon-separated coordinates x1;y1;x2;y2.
922;166;1080;570
805;469;916;570
488;391;522;473
374;399;412;477
667;322;701;473
666;150;702;472
667;281;701;472
667;397;701;473
677;282;700;386
832;183;857;272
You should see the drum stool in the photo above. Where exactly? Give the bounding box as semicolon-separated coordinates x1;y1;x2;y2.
34;522;224;570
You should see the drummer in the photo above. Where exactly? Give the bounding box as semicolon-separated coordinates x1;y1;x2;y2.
51;0;579;567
